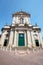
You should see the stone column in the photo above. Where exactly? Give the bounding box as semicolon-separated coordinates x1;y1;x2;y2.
16;31;18;47
27;30;32;48
31;31;36;48
38;33;43;48
8;30;14;47
0;31;7;47
13;30;17;47
24;32;27;47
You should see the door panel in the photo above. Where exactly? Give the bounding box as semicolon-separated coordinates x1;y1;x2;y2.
18;33;25;46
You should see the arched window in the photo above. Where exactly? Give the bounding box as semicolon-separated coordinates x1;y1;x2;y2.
20;18;23;24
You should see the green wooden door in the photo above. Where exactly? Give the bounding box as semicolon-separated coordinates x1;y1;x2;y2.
18;33;25;46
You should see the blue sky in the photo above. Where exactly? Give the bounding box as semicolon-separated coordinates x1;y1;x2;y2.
0;0;43;37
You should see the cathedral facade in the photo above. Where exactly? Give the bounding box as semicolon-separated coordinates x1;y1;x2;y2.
0;11;43;50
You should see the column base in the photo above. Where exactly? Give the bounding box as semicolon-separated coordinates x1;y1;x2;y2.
32;44;36;48
12;44;17;48
41;44;43;48
28;44;32;48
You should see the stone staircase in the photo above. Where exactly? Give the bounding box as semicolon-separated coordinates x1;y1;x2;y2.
12;46;32;50
0;46;43;53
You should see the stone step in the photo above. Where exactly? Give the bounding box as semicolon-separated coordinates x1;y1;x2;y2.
12;47;33;50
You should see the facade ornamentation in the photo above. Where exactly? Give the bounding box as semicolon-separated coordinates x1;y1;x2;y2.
0;11;43;50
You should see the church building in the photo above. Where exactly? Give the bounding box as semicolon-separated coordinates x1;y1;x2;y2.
0;11;43;50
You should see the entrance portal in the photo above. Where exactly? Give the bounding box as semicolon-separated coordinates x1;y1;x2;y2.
18;33;25;46
35;39;39;46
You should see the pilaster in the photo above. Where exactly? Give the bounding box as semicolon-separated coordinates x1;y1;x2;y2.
0;31;7;47
13;30;17;47
24;31;27;47
31;31;36;48
8;30;14;46
27;30;32;48
38;33;43;48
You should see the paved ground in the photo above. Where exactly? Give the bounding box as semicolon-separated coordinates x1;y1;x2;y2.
0;49;43;65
